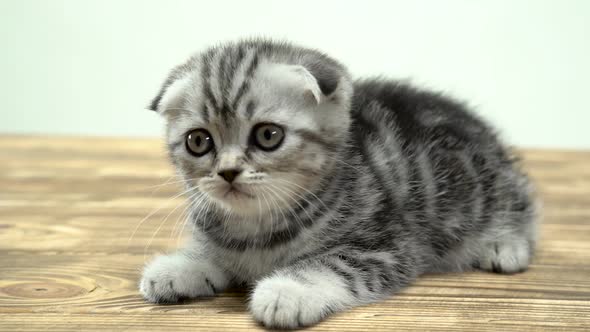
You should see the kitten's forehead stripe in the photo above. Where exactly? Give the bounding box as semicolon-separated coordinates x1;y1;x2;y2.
218;48;234;105
200;52;217;113
219;101;233;127
228;48;256;103
231;50;260;113
223;46;245;103
209;47;227;109
194;46;262;124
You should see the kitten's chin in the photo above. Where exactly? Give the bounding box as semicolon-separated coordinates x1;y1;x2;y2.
206;187;263;216
216;198;263;217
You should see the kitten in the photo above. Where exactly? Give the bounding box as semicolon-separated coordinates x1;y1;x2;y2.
140;39;538;328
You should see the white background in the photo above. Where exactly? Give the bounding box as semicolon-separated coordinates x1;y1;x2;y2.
1;0;589;148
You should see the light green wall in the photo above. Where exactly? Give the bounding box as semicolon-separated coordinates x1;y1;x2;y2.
1;0;589;148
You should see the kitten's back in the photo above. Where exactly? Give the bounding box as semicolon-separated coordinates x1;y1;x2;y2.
349;78;537;272
352;78;496;150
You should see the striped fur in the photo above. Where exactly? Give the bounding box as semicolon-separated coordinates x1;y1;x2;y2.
140;39;539;328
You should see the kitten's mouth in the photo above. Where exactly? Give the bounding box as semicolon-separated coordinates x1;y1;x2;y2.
223;186;255;199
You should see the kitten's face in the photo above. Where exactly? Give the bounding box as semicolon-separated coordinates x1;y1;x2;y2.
152;44;351;219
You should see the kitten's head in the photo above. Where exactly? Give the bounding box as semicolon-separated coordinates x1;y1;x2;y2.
150;40;352;218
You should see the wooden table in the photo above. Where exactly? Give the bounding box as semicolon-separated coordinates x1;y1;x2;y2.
0;136;589;331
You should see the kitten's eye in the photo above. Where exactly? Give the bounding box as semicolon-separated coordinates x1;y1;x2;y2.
186;129;214;156
252;123;285;151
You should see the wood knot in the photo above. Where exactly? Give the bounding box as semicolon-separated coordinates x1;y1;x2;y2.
1;282;88;299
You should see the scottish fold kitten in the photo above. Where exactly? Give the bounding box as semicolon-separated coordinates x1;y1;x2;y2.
140;39;538;328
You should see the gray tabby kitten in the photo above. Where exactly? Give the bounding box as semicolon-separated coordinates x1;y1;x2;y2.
140;39;538;328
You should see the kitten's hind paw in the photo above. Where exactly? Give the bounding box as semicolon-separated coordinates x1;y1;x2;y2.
477;237;531;274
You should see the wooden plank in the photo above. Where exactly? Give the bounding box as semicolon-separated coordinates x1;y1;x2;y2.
0;136;589;331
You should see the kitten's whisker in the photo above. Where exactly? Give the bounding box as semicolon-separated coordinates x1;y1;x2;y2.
254;189;266;238
264;185;289;221
170;199;194;241
219;203;231;239
271;180;320;221
324;155;363;172
204;200;217;234
143;176;202;191
264;185;289;233
143;187;198;260
176;199;201;248
143;186;201;258
265;183;306;233
297;151;363;172
174;212;191;247
259;189;274;237
273;180;345;232
170;191;204;241
276;177;355;211
173;210;191;248
191;193;213;234
170;192;202;237
128;184;201;246
261;187;286;240
267;183;314;232
146;175;175;194
265;185;310;242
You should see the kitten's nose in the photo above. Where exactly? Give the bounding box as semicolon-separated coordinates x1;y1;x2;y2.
217;169;241;183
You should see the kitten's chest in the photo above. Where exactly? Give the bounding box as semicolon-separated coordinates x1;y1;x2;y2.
215;247;295;283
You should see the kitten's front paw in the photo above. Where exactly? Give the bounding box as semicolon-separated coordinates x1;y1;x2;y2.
250;277;329;329
140;253;228;303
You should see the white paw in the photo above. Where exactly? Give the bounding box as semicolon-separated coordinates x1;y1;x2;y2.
140;253;229;303
250;276;329;329
479;237;531;274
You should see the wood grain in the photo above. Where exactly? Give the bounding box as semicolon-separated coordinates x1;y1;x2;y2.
0;135;589;331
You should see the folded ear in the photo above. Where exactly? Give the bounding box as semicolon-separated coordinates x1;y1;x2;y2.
292;65;323;105
261;63;340;106
148;64;191;113
302;59;341;97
